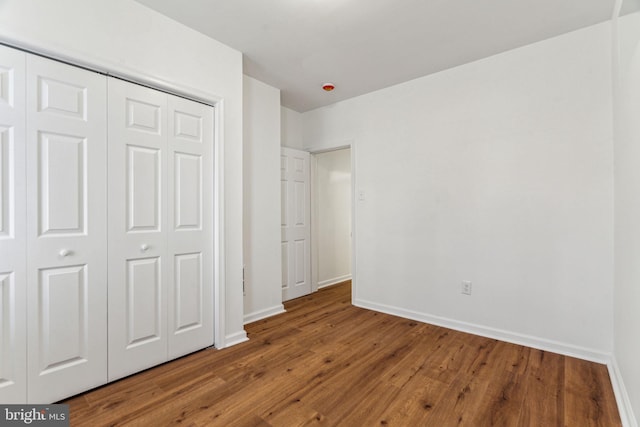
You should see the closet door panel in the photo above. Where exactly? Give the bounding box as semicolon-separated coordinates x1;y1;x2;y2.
128;145;161;231
0;45;26;404
108;78;168;381
126;257;162;345
38;132;86;234
26;54;107;403
37;266;88;370
167;95;214;359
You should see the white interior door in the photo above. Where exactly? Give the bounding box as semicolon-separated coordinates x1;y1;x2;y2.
167;95;214;359
281;147;311;301
108;78;168;381
26;54;108;403
0;45;27;404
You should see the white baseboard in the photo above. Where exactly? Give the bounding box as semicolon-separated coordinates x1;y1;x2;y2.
608;357;639;427
244;304;286;324
318;274;352;289
354;298;610;364
224;330;249;348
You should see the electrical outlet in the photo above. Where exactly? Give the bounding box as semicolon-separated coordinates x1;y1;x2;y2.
461;280;472;295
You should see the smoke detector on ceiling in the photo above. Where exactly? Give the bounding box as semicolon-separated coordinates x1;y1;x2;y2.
322;83;335;92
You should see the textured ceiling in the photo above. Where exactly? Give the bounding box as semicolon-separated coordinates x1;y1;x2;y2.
135;0;628;112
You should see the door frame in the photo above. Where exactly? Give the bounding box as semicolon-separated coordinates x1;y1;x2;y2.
1;40;229;349
308;140;357;303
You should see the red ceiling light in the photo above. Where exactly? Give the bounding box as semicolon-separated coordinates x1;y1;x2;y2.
322;83;335;92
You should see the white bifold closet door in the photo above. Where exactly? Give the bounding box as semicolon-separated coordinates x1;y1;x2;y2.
166;95;214;360
0;45;27;404
107;78;214;381
26;55;108;402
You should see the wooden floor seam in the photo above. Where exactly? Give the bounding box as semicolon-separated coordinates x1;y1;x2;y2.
63;281;622;426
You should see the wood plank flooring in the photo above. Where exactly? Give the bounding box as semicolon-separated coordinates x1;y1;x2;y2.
63;281;621;426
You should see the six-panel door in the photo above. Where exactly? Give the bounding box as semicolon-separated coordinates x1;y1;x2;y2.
25;55;108;403
281;147;311;301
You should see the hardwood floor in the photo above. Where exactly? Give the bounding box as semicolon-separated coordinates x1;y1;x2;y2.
63;281;621;426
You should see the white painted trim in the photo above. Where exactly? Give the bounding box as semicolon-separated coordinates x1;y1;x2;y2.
310;153;319;293
608;357;639;427
350;141;357;305
0;39;223;107
0;39;228;351
224;330;249;348
307;144;353;155
354;298;611;364
318;275;352;289
243;305;286;325
213;99;226;349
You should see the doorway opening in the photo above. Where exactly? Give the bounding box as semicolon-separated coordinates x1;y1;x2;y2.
311;147;353;294
280;144;355;303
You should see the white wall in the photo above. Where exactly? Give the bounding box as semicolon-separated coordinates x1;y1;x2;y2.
0;0;246;346
243;76;285;323
315;149;352;287
303;22;614;358
281;106;304;149
613;9;640;426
